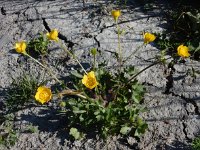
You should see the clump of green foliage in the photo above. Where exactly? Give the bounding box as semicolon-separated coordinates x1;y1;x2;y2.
192;136;200;150
25;124;39;133
155;0;200;60
6;73;41;112
59;65;147;139
11;9;158;141
0;114;18;148
27;34;49;56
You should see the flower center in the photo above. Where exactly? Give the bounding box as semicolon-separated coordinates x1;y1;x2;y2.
39;92;49;100
87;77;96;86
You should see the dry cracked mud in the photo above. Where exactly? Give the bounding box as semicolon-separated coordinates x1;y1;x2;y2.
0;0;200;149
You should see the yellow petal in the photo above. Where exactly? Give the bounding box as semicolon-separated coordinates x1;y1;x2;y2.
88;71;95;78
46;33;50;38
21;42;26;53
82;74;88;85
35;91;40;101
15;43;20;49
37;86;46;92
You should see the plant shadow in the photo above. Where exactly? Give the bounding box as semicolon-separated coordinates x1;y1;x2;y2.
156;140;192;150
19;106;71;145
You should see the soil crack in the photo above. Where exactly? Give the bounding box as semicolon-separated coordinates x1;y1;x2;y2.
164;62;175;94
42;18;51;32
172;91;200;116
163;62;200;116
182;121;191;141
94;35;100;48
1;7;6;15
42;18;76;49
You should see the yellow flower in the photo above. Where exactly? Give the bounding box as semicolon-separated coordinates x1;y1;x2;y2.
143;32;156;44
111;10;121;22
35;86;52;104
82;71;99;90
46;29;59;41
177;45;190;58
15;41;27;54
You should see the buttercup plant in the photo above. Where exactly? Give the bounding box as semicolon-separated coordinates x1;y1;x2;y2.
14;40;61;84
57;11;159;139
27;33;49;56
12;24;149;139
112;9;123;70
123;32;156;63
9;10;163;140
45;29;88;75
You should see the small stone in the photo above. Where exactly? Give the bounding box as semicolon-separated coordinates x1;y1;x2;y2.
74;140;82;147
127;137;137;145
186;103;195;113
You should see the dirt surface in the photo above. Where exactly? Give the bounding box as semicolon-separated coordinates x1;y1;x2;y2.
0;0;200;149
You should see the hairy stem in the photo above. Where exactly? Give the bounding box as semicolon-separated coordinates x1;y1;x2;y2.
25;53;62;84
93;55;96;70
128;62;159;82
58;41;87;75
117;23;122;71
123;44;144;64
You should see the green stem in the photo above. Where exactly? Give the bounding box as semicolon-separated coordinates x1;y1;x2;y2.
127;62;159;83
125;57;171;84
123;43;144;64
58;41;87;75
93;55;96;70
25;53;62;84
117;22;122;71
113;62;158;96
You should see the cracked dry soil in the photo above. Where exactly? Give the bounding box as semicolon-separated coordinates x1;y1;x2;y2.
0;0;200;149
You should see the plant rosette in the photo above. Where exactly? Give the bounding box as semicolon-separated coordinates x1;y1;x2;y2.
11;13;156;140
59;66;147;139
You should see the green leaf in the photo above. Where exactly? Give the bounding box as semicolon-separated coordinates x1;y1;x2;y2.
132;93;141;104
94;110;100;115
192;137;200;150
73;110;86;114
79;114;84;122
71;70;83;78
117;29;126;35
125;66;135;76
120;126;131;135
68;99;77;105
69;128;81;140
137;117;144;126
134;123;148;137
96;115;103;121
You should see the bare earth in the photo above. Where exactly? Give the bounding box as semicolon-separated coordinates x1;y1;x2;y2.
0;0;200;149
